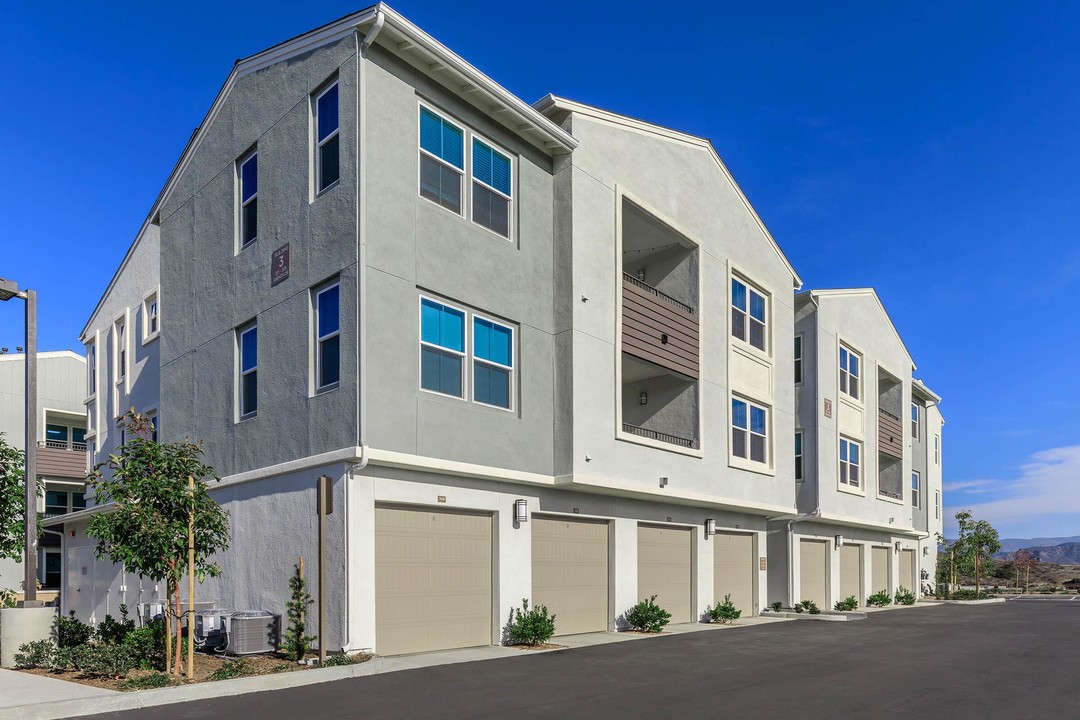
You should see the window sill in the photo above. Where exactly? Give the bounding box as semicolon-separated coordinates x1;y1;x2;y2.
84;394;96;405
728;455;775;476
315;179;340;199
141;332;159;347
314;382;340;396
237;412;257;424
732;340;772;366
837;483;865;497
838;394;863;411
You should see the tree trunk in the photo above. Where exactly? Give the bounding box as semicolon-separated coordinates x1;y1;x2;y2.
165;577;172;675
975;553;980;598
173;577;182;674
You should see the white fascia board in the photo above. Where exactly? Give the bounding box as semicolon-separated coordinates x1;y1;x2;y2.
535;94;802;289
912;378;942;404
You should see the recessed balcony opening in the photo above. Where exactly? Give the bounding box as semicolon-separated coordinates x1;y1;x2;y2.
621;199;698;312
878;454;903;501
877;368;904;500
621;354;698;449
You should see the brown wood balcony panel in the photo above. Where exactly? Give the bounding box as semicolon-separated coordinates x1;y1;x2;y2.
622;279;700;379
878;409;904;460
37;446;87;479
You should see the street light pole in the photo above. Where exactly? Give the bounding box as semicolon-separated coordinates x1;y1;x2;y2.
0;278;38;605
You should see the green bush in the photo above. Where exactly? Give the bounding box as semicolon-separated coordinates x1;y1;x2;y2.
50;644;139;678
322;653;362;667
119;672;173;691
624;595;672;633
14;639;56;668
97;606;136;645
770;601;783;612
57;611;94;648
506;598;556;646
894;587;916;606
948;589;995;600
834;596;858;612
795;600;820;615
867;589;892;607
122;620;167;671
707;594;741;624
208;658;251;681
0;588;16;609
281;563;315;662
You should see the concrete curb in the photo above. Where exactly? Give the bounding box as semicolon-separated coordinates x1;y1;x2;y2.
942;598;1007;605
768;611;864;622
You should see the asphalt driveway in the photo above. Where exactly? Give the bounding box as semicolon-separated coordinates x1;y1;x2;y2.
75;598;1078;719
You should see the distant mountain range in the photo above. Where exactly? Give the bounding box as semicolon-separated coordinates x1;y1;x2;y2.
994;536;1080;564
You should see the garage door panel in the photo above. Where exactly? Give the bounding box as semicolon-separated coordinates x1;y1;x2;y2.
713;532;755;616
839;545;862;605
532;517;609;636
799;539;828;609
376;507;492;656
638;525;692;624
871;546;890;594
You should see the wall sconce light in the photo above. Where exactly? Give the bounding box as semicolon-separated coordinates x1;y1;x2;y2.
659;476;668;488
639;392;648;405
705;519;716;537
895;541;902;553
513;499;528;524
637;267;646;281
834;535;844;549
923;546;929;556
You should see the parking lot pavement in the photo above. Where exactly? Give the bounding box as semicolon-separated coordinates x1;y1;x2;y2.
72;599;1079;720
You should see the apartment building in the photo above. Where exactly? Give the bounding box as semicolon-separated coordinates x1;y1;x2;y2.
0;350;86;597
767;289;943;609
58;3;942;652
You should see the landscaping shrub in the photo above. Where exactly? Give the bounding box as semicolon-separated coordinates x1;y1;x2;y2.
624;595;672;633
97;605;136;645
506;598;556;646
795;600;820;615
14;639;56;669
707;594;741;624
834;596;858;612
322;653;362;667
281;563;315;662
0;588;15;609
947;589;995;600
57;611;94;648
770;601;783;613
122;619;167;671
119;672;173;690
866;589;892;607
894;587;916;606
208;658;251;681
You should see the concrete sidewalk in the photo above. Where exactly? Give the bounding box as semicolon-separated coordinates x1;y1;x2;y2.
0;667;116;710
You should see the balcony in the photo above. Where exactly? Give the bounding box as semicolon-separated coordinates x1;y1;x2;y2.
621;273;699;380
622;423;696;449
877;408;904;460
36;441;88;479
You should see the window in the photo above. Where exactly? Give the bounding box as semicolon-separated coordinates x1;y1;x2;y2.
150;414;158;443
472;138;512;238
934;435;940;464
839;437;861;488
238;323;258;418
72;427;86;447
935;490;940;520
45;424;68;445
795;431;804;481
45;490;68;516
794;335;803;384
86;404;95;433
911;402;919;439
732;398;768;464
419;107;464;214
420;298;465;398
315;81;339;192
42;550;61;590
839;343;860;400
731;277;767;351
315;282;340;390
911;471;921;508
473;316;513;409
87;341;96;396
115;318;127;381
239;150;258;247
143;291;159;341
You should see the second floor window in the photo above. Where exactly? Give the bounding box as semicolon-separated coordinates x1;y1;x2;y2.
115;319;126;381
473;316;513;409
238;323;258;418
794;335;803;383
795;431;803;481
731;277;767;351
239;150;258;247
144;292;159;340
732;397;768;464
935;490;940;519
911;402;920;439
315;282;340;390
912;471;921;507
471;138;512;238
420;298;465;398
419;107;464;214
839;437;860;488
839;343;860;400
315;81;340;192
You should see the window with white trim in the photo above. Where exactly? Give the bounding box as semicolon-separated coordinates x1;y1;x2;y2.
911;471;921;508
795;431;804;481
87;340;97;396
731;277;767;351
114;317;127;382
147;411;158;443
911;402;919;440
238;149;258;248
420;298;466;398
314;81;339;193
315;281;340;390
839;343;860;400
732;397;768;464
839;437;861;488
934;434;940;464
419;106;464;214
935;489;940;520
472;315;513;409
471;137;512;238
143;292;159;341
238;322;257;419
794;335;803;384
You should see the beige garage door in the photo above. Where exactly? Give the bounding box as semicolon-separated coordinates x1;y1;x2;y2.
900;549;916;593
713;532;755;617
871;546;891;595
799;539;828;608
839;544;862;605
638;525;692;624
375;507;492;656
533;516;610;635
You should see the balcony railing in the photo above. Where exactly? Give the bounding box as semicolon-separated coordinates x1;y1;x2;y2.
623;423;696;449
40;439;87;451
878;489;903;501
622;273;696;314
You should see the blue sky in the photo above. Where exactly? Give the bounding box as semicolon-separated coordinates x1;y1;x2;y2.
2;1;1078;538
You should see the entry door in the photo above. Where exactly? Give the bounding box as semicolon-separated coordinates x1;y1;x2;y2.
638;525;692;624
65;546;94;621
799;539;828;608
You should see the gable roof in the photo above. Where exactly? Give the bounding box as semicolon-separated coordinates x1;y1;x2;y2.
534;94;802;290
797;288;915;369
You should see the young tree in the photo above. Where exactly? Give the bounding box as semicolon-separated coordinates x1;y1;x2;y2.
0;432;42;588
1013;549;1036;593
952;510;1002;597
86;412;230;675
